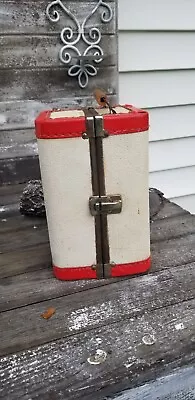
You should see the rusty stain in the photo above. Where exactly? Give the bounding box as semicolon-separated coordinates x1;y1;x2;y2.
41;307;56;320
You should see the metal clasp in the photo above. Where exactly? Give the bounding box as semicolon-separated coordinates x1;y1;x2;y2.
82;108;109;139
89;195;122;216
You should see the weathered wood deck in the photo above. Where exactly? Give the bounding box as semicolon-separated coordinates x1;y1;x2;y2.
0;184;195;400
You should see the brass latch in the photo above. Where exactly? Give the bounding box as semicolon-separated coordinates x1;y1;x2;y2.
89;195;122;216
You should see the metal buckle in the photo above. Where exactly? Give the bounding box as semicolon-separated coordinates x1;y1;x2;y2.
89;195;122;216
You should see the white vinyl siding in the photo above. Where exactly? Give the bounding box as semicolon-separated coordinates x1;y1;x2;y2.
118;0;195;214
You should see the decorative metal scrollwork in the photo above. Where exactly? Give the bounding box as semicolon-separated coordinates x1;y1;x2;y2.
46;0;113;88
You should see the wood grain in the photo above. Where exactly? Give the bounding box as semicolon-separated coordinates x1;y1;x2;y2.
0;139;38;160
0;203;20;218
152;199;187;220
0;35;116;69
0;262;194;355
0;0;116;34
0;251;195;313
0;223;48;253
151;233;195;269
0;129;34;147
0;156;40;185
0;299;194;399
1;223;195;280
0;270;126;312
0;0;118;186
151;213;195;243
108;366;195;400
0;66;117;103
0;96;117;131
0;214;46;234
0;244;51;279
0;183;25;205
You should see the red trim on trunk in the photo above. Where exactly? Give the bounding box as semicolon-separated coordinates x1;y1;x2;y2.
53;265;97;280
35;105;149;139
111;257;151;277
53;257;151;281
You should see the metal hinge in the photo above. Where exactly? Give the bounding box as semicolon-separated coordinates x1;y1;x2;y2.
89;195;122;216
82;109;109;139
91;262;116;279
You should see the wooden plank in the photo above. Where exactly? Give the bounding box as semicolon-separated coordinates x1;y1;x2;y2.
147;105;195;142
149;137;195;172
0;229;186;278
0;183;25;197
0;66;117;103
0;299;194;399
0;184;26;217
0;204;20;218
119;32;195;72
0;129;34;146
0;139;38;159
0;192;24;217
149;166;195;199
0;35;116;69
0;183;25;205
0;96;117;131
108;366;195;400
0;262;194;355
0;0;116;34
0;184;26;218
0;129;36;165
119;70;195;108
1;245;195;312
151;213;195;243
2;221;195;280
119;0;195;31
151;233;195;269
0;243;51;279
0;223;48;253
0;156;40;185
152;199;187;220
0;214;46;234
0;270;126;312
2;213;195;280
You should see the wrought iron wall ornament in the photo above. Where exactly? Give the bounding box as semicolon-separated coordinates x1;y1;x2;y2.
46;0;113;88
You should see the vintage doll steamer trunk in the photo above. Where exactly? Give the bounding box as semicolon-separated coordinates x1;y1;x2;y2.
35;105;151;280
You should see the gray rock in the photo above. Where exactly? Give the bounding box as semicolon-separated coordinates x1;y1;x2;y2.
19;180;45;217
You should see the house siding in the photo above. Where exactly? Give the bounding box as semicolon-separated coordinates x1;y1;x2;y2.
118;0;195;214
